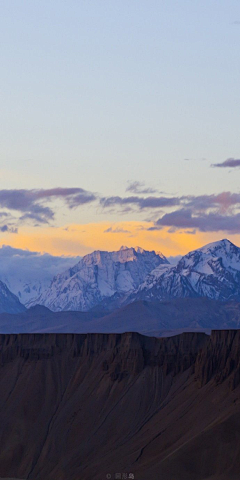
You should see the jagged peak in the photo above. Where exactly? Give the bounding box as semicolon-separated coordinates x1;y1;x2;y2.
199;238;236;251
134;246;145;253
155;250;170;261
181;239;238;261
28;244;165;311
81;245;163;260
119;246;148;255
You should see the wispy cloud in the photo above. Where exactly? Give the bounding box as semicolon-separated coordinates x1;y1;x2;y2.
211;158;240;168
104;226;130;234
126;181;158;195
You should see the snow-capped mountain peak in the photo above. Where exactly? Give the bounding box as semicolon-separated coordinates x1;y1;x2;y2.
28;246;168;312
199;238;234;253
177;238;240;274
24;239;240;312
134;239;240;302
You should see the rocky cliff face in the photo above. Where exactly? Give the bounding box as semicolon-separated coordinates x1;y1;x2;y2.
0;331;207;377
1;331;240;480
195;329;240;389
28;246;168;312
0;330;239;389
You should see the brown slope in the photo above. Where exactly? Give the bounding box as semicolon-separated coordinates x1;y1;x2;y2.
0;331;240;479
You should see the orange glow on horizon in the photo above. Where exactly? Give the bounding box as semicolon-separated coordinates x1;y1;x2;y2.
0;221;240;257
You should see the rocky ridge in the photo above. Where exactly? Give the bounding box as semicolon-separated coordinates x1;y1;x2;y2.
1;330;240;390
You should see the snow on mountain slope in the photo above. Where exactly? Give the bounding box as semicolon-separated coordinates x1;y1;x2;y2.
135;239;240;302
0;280;26;313
28;246;168;311
0;246;80;305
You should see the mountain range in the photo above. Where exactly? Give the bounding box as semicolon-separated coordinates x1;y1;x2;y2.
27;246;168;311
28;239;240;312
133;238;240;303
1;239;240;321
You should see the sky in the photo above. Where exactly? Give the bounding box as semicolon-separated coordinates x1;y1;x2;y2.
0;0;240;257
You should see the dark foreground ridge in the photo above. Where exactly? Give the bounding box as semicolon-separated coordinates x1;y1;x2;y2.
1;331;240;479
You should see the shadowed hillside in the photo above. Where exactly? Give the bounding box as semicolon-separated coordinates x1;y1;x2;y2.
1;298;240;335
1;331;240;479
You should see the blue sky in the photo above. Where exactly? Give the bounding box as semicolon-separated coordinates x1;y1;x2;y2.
0;1;240;255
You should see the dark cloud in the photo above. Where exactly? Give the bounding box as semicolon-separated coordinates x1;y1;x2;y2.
1;186;240;236
146;191;240;234
211;158;240;168
36;188;85;199
0;225;18;234
126;181;158;194
0;188;96;224
100;191;240;216
66;192;97;208
100;195;180;210
153;209;240;233
184;192;240;213
19;212;53;225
